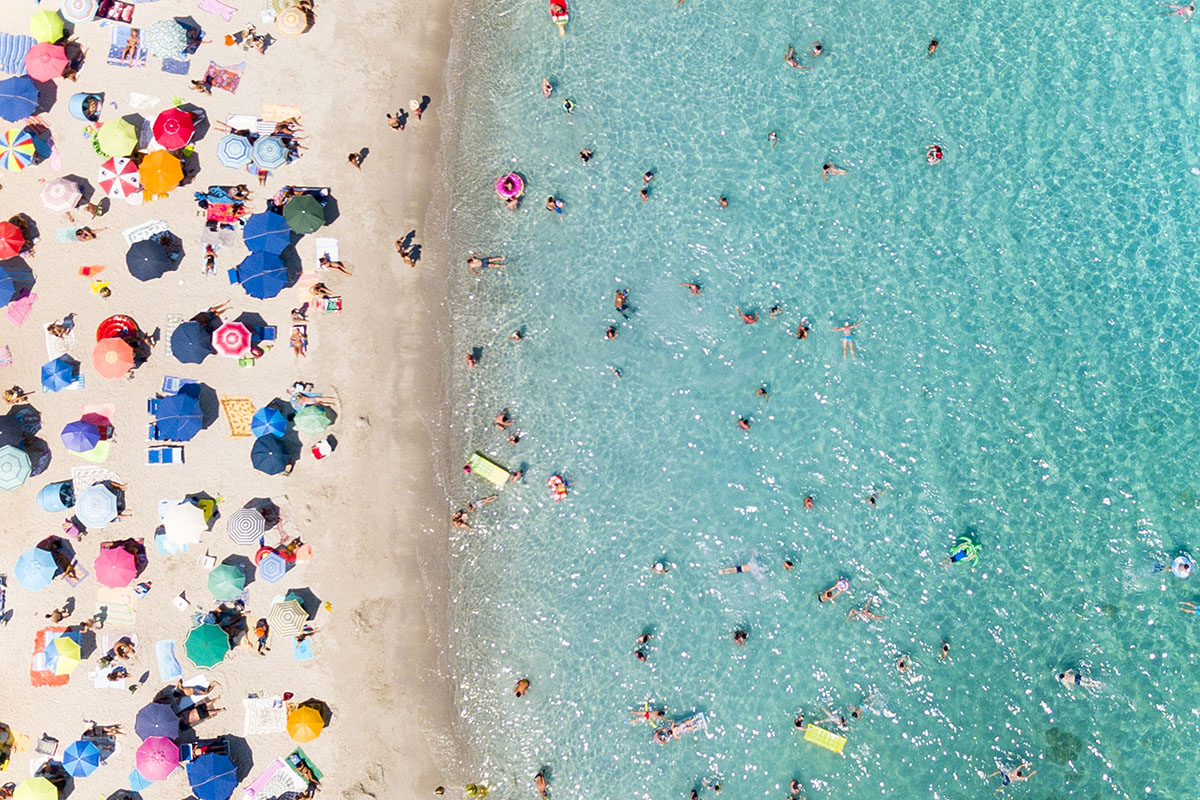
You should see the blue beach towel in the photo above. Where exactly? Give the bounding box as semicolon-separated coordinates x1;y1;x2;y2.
156;639;183;681
128;768;152;792
161;58;189;75
293;638;314;661
0;34;35;76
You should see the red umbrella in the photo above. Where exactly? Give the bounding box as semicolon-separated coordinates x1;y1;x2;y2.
94;547;137;588
211;322;251;358
25;43;69;82
152;108;194;151
0;221;24;259
93;338;134;379
98;156;141;200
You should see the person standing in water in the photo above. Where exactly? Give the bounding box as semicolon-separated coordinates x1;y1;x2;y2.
831;320;862;360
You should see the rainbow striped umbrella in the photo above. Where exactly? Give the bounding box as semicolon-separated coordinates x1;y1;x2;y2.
0;128;35;172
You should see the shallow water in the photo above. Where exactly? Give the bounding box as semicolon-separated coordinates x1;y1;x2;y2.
437;0;1200;796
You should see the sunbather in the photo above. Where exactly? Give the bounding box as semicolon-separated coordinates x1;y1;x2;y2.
120;29;140;64
290;326;307;358
178;697;225;725
318;255;351;275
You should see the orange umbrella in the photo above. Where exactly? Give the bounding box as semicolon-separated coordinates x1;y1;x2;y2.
138;150;183;197
93;337;134;379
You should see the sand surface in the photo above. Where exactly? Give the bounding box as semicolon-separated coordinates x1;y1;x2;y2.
0;0;460;797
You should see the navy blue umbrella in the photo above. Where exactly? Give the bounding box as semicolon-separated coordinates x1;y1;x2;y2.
250;435;290;475
135;701;181;740
187;752;237;800
154;388;203;441
170;320;216;364
236;252;287;300
127;239;177;282
242;211;290;255
0;76;38;123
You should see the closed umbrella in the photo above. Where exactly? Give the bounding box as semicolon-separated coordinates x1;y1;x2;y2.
44;634;81;675
60;0;99;24
286;705;324;743
185;624;229;669
93;337;134;379
211;322;251;358
250;406;286;438
98;156;141;200
152;108;194;150
267;598;307;636
144;19;188;59
208;562;245;600
0;76;38;122
40;355;79;392
163;501;207;544
293;405;331;436
276;7;308;36
258;552;287;583
215;133;252;168
139;150;183;196
236;252;287;299
127;238;176;281
97;118;137;157
76;482;119;529
0;220;24;258
94;546;136;587
30;11;65;44
136;736;180;781
0;444;31;490
14;547;57;590
13;777;56;800
24;43;68;82
242;211;290;254
250;135;287;169
39;177;81;212
0;127;36;172
251;435;290;475
226;508;265;545
155;390;203;441
62;739;102;777
135;702;180;740
60;419;101;452
282;194;324;234
187;752;237;800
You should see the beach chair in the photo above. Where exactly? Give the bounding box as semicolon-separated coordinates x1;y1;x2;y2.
147;397;160;414
227;268;239;285
147;446;183;465
148;422;166;441
254;326;276;344
162;376;198;395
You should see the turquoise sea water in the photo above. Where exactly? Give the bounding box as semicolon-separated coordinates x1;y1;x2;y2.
438;1;1200;797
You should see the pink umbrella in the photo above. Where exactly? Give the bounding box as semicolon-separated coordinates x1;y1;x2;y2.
98;156;141;200
211;322;251;358
152;108;194;150
93;546;137;588
25;43;69;82
135;736;179;781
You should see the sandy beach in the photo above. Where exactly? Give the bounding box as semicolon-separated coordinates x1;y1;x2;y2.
0;0;462;797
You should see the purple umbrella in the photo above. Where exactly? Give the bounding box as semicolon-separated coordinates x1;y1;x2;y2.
60;419;101;452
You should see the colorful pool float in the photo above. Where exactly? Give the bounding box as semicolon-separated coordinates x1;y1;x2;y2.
550;0;568;34
496;173;523;200
547;474;568;501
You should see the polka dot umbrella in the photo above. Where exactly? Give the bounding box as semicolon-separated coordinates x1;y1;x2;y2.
144;19;187;59
0;127;36;172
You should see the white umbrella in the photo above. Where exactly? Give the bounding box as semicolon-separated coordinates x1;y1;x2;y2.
39;178;82;213
162;501;206;544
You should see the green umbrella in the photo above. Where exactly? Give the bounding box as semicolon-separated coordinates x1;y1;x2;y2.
184;624;230;669
293;405;331;435
282;195;324;234
97;119;138;158
0;444;32;491
207;563;245;600
30;11;64;44
144;19;188;59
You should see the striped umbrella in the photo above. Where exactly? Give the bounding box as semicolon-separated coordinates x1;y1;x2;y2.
211;322;251;358
266;598;306;636
0;127;35;172
276;7;308;36
98;156;141;200
251;135;287;169
226;508;266;545
216;133;252;168
39;177;81;212
60;0;99;24
258;551;287;584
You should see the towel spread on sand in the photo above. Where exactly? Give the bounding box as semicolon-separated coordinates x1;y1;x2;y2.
121;219;168;246
203;61;244;94
43;323;75;359
156;640;183;681
219;395;255;438
7;293;35;328
106;25;147;68
242;696;287;735
96;588;137;628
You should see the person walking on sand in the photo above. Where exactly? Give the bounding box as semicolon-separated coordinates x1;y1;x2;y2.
831;320;862;360
347;152;363;170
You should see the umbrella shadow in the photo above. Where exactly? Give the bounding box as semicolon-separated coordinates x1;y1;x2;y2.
63;173;96;205
299;698;332;728
284;586;321;618
245;497;281;528
178;101;210;142
103;791;142;800
180;382;220;430
234;311;269;347
36;761;72;799
185;490;220;528
75;629;98;659
221;554;256;586
223;734;254;781
321;193;340;225
24;436;52;478
34;81;58;117
5;403;41;436
2;257;36;298
279;243;302;289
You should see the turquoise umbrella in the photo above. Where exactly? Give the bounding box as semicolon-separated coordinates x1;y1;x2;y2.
0;444;31;490
207;562;245;600
293;405;330;435
14;547;57;590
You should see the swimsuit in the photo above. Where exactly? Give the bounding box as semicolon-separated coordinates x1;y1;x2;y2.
1000;772;1010;786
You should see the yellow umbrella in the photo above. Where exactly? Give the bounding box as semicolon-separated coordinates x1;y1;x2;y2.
30;10;64;44
45;635;81;676
139;150;183;197
97;119;138;158
286;706;324;743
14;777;57;800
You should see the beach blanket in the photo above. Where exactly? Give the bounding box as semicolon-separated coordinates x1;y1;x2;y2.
43;324;74;360
163;313;183;357
219;395;255;438
204;61;244;94
96;588;137;628
161;58;190;75
30;627;71;687
0;345;11;367
314;238;338;263
198;0;237;21
72;466;120;499
155;639;183;681
0;34;35;76
122;219;168;246
127;769;152;792
106;25;147;68
75;441;112;463
293;638;314;661
97;0;136;22
91;664;128;689
261;104;302;123
64;558;89;587
7;293;35;328
206;202;244;224
243;697;287;735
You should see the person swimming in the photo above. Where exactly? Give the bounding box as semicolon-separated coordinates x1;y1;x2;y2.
819;577;850;602
1163;4;1194;21
926;144;943;164
822;162;849;180
784;46;811;70
1057;668;1101;690
830;320;861;359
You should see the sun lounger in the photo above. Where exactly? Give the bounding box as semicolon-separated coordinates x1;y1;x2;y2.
162;376;199;395
148;445;184;465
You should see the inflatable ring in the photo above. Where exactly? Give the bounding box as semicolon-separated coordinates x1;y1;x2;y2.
254;546;274;565
1173;555;1194;578
496;173;524;200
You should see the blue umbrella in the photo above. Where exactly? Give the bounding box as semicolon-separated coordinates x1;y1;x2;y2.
258;551;287;583
0;75;38;123
155;388;203;441
242;211;290;254
44;632;81;673
76;482;119;529
62;739;102;778
250;435;290;475
216;133;252;168
127;238;177;282
135;702;180;740
250;135;287;169
61;419;101;452
236;252;287;300
187;752;237;800
41;355;80;392
250;406;286;438
170;320;216;364
0;272;14;307
14;546;57;590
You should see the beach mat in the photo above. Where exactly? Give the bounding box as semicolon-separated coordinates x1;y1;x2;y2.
161;57;190;75
96;588;137;628
293;638;314;661
30;626;71;687
7;293;36;328
0;34;35;75
106;25;148;68
204;61;244;94
242;696;286;735
155;640;183;681
43;323;75;360
219;395;255;438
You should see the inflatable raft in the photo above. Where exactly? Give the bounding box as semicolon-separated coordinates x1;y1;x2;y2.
550;0;568;34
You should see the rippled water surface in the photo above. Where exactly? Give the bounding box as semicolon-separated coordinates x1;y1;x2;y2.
436;0;1200;796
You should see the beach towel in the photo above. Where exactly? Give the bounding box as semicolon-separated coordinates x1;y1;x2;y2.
204;61;244;94
154;531;189;554
0;34;35;76
6;293;34;328
107;25;148;68
43;323;74;359
90;664;127;689
0;345;10;367
97;0;136;22
242;697;287;735
57;227;82;243
121;219;168;246
314;238;338;264
100;633;139;655
63;558;89;587
72;466;120;499
198;0;237;21
75;440;112;464
163;313;183;357
219;395;255;438
30;626;71;687
96;588;137;628
293;638;314;661
155;640;183;681
128;769;152;791
128;92;160;111
161;57;190;75
261;104;303;122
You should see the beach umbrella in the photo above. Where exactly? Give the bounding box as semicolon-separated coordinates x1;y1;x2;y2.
236;251;287;300
258;552;287;583
163;501;207;544
267;598;306;636
211;322;251;358
62;739;101;777
96;118;137;158
215;133;252;168
282;194;324;234
14;547;56;590
98;156;141;200
135;702;180;740
170;321;216;364
60;419;101;452
187;752;237;800
242;210;290;254
0;76;38;122
185;624;229;669
139;150;183;196
40;355;79;392
94;546;136;588
293;405;331;436
155;390;203;441
92;337;134;379
152;108;194;150
276;6;308;36
44;634;81;675
0;127;36;172
250;406;286;439
39;177;81;212
0;444;31;490
251;135;287;170
0;220;24;258
60;0;99;24
126;238;176;281
76;482;119;529
251;435;290;475
286;705;324;743
13;777;56;800
144;19;188;59
136;736;180;781
0;272;13;307
226;508;266;545
30;11;65;44
24;43;68;82
208;562;245;600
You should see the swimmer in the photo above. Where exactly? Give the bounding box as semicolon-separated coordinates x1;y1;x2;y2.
819;577;850;602
630;705;669;721
562;98;574;113
808;41;822;57
546;196;565;214
636;633;653;645
467;495;498;512
652;562;671;573
831;320;862;360
643;171;654;184
451;510;471;530
493;410;514;429
640;188;649;201
615;289;630;314
927;38;938;56
816;706;848;729
793;711;806;731
926;144;943;165
789;779;804;799
535;770;549;800
737;307;758;323
769;305;780;318
514;678;530;697
605;327;618;340
796;320;810;339
803;496;814;509
768;131;778;147
940;641;950;660
510;330;523;341
680;282;702;295
718;560;756;575
822;162;849;180
579;148;593;163
1057;669;1101;690
1178;601;1200;615
732;629;748;646
896;657;909;672
507;433;521;445
784;46;811;70
988;763;1035;787
635;649;647;662
846;596;886;622
719;196;728;208
610;366;623;378
737;418;751;431
541;77;553;97
783;559;794;570
466;351;478;369
1163;3;1194;21
755;386;769;401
